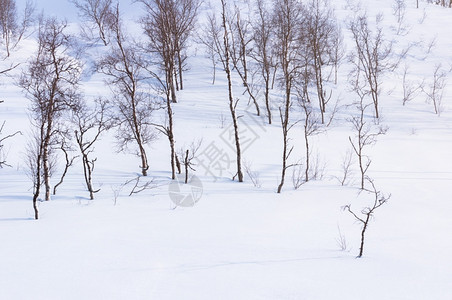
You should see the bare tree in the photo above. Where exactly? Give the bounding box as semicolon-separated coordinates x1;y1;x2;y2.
330;23;345;85
305;0;340;124
0;0;34;57
96;4;156;176
177;139;202;184
343;178;390;258
138;0;199;99
216;0;244;182
198;11;222;84
401;65;422;106
173;0;200;90
123;175;157;196
392;0;408;35
72;98;111;199
336;148;354;186
349;13;394;119
273;0;304;193
229;3;260;116
70;0;113;46
348;93;387;190
138;0;194;180
251;0;277;124
138;0;178;103
298;96;323;183
19;16;82;201
422;63;447;116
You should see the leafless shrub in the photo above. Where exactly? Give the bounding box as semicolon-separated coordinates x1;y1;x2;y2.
219;113;227;129
336;225;348;251
291;161;305;189
243;160;262;188
0;119;22;168
110;184;123;206
123;175;157;196
336;148;354;186
426;36;436;55
422;63;447;116
418;9;427;24
72;98;112;199
402;65;422;106
343;177;390;258
177;139;202;184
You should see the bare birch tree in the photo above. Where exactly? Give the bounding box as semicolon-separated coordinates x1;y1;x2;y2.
343;178;390;258
251;0;277;124
137;0;199;100
96;4;156;176
229;3;260;116
349;13;394;119
20;16;82;201
0;0;34;57
273;0;304;193
72;98;111;199
26;127;44;220
348;92;387;190
220;0;243;182
422;63;447;116
70;0;114;46
305;0;340;124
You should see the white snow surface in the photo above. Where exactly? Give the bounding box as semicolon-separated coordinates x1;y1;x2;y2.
1;0;452;299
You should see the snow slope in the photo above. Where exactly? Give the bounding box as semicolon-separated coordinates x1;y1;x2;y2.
1;0;452;299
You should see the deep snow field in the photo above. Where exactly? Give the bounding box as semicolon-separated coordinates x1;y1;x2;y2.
1;0;452;299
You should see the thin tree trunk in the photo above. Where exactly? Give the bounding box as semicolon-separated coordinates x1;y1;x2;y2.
184;149;189;184
304;126;309;182
221;0;243;182
42;129;52;201
264;71;272;124
32;153;42;220
177;50;184;90
358;216;369;258
277;81;291;193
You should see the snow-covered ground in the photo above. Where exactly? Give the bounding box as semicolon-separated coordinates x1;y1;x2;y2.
1;0;452;299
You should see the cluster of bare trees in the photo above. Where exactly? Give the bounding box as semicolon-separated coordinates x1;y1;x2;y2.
14;0;201;219
20;17;83;218
200;0;343;191
426;0;452;7
1;1;439;260
0;0;34;57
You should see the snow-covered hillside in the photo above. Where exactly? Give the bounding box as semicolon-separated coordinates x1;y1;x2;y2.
1;0;451;299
